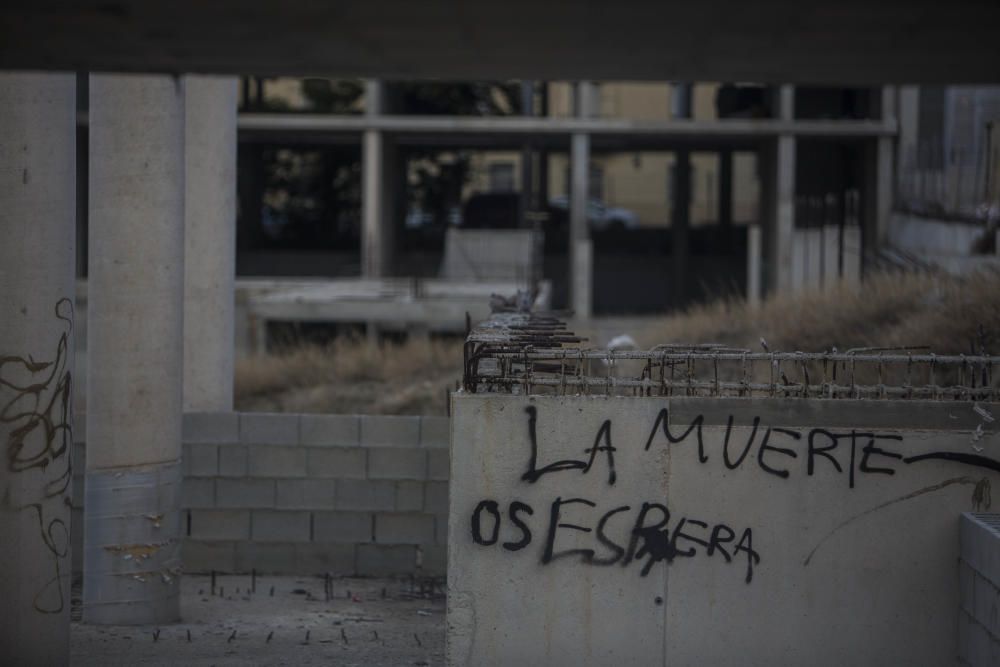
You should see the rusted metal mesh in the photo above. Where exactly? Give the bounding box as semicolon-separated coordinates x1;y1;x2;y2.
463;313;1000;400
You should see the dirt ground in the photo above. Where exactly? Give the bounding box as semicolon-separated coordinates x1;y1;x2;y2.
71;574;446;666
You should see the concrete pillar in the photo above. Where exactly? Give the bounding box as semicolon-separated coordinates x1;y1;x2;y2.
570;81;595;317
772;85;796;293
570;132;592;318
672;149;692;307
746;224;763;307
0;71;76;665
84;74;185;625
719;149;733;229
184;76;237;411
873;86;897;247
362;79;387;277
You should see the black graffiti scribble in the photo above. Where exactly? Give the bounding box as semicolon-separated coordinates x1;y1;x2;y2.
801;475;978;567
0;298;73;613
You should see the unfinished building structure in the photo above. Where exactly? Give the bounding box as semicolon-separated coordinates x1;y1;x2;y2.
3;1;1000;664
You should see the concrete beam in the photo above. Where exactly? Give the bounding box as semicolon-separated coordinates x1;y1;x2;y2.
3;2;1000;83
0;70;76;665
236;113;898;139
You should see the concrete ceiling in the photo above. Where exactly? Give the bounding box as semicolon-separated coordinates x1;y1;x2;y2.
2;1;999;84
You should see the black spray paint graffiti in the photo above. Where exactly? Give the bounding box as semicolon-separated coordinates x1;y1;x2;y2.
471;496;760;582
468;404;1000;584
523;405;1000;489
0;298;73;613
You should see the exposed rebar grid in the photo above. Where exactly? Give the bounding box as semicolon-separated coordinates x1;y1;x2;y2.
463;312;1000;401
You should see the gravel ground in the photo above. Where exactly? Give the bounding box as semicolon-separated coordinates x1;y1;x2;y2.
71;574;446;666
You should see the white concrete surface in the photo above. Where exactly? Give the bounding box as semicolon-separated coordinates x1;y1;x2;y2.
448;394;1000;665
85;73;186;624
184;75;237;411
0;71;76;665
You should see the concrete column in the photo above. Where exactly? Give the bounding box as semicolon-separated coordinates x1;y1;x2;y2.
672;149;692;307
184;76;237;411
570;81;595;317
718;149;733;229
746;224;763;307
362;79;387;277
0;71;76;665
570;132;592;318
873;86;897;247
772;85;796;293
84;74;185;625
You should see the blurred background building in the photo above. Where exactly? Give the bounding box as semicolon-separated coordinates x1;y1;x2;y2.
72;78;1000;342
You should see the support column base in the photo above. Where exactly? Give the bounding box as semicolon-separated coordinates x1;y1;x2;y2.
82;460;182;625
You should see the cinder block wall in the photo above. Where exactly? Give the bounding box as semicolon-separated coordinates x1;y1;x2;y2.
71;412;449;577
959;513;1000;666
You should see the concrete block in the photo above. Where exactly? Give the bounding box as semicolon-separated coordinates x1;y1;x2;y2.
295;544;356;576
307;447;367;479
183;540;236;573
218;445;248;477
958;607;1000;667
427;448;449;481
973;571;1000;638
374;513;435;545
215;478;275;508
300;414;360;447
361;415;420;447
421;544;447;576
235;542;297;574
181;478;215;508
356;544;418;576
335;479;396;511
367;448;427;480
395;481;425;511
189;509;250;540
240;412;299;446
313;511;373;543
420;416;450;448
252;510;311;543
424;481;448;514
959;560;976;615
183;411;239;444
276;479;336;509
183;443;218;477
248;445;307;478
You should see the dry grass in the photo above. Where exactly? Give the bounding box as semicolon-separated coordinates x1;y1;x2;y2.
235;269;1000;414
636;268;1000;355
235;337;463;416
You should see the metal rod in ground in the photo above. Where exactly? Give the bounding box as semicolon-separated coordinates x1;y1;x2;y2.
211;570;216;596
252;568;256;594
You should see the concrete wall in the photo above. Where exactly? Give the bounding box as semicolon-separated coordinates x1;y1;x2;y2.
72;413;449;577
888;211;1000;274
448;395;1000;666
